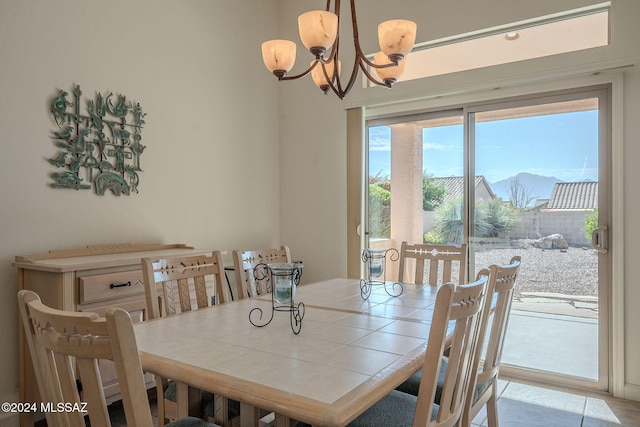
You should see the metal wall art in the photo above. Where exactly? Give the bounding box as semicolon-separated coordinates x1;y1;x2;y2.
48;85;146;196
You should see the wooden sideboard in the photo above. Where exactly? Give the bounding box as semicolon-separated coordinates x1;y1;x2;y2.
14;242;214;426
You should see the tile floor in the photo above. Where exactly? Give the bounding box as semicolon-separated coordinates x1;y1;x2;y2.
93;379;640;427
470;380;640;427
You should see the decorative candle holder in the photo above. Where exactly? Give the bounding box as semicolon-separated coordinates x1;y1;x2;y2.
360;248;403;300
249;262;305;334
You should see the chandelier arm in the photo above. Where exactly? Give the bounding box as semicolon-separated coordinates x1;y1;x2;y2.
336;54;364;98
279;61;319;81
330;0;346;96
358;61;392;88
319;52;347;99
360;54;399;70
326;80;346;99
317;58;349;99
319;16;349;98
333;0;371;96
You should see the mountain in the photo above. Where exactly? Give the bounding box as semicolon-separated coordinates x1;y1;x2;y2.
489;173;563;203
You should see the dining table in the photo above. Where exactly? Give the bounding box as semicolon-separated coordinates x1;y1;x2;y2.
134;278;441;427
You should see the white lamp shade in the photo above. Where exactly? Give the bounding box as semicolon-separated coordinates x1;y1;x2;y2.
373;51;406;81
310;59;341;88
261;40;296;73
378;19;417;58
298;10;338;52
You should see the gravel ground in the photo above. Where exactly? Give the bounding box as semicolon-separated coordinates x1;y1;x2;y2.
473;240;599;300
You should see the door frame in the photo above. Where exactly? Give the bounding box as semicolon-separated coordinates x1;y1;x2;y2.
348;72;624;395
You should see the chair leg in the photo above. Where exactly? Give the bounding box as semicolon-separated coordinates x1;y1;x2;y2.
155;376;167;427
486;390;499;427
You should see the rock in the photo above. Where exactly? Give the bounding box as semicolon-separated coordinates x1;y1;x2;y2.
533;234;569;250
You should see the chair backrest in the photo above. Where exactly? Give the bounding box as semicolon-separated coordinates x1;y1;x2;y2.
17;290;154;427
142;251;227;321
466;256;521;418
413;274;488;427
398;241;467;285
232;245;291;299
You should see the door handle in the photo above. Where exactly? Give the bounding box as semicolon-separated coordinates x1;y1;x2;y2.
591;226;608;253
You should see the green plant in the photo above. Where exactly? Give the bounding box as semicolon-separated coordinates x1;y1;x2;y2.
424;231;447;244
433;197;518;243
477;198;517;237
434;198;465;243
369;183;390;206
423;174;446;211
369;181;391;238
584;208;598;242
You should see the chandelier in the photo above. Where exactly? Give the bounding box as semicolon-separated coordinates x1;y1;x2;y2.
261;0;417;100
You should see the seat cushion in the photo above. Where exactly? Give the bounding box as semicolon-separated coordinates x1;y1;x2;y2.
165;380;178;402
397;357;496;406
396;356;448;401
473;376;495;402
346;390;438;427
395;369;422;396
165;416;221;427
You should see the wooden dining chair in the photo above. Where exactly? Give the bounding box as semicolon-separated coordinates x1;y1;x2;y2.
142;252;229;321
17;289;220;427
141;252;237;427
461;256;521;427
398;241;468;286
346;274;488;427
232;245;291;299
396;256;521;427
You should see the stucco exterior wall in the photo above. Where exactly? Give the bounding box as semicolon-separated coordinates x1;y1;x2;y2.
511;210;594;246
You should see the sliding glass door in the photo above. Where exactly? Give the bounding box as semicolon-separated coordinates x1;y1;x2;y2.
365;86;611;391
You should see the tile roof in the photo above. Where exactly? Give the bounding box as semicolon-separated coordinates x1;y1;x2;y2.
530;198;549;210
432;176;495;204
547;181;598;209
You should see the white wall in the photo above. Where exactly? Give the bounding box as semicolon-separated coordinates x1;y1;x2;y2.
0;1;281;423
278;0;640;400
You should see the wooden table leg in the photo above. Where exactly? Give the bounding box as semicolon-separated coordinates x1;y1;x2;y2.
240;402;260;427
274;413;292;427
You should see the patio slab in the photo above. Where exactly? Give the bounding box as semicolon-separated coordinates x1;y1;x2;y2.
502;308;598;381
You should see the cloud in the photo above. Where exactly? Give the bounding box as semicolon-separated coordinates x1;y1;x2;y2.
423;142;459;151
369;138;391;152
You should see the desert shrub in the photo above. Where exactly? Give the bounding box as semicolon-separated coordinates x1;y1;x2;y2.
584;208;598;242
434;197;517;243
424;231;447;244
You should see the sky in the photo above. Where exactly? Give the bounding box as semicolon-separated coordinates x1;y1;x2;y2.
368;109;599;184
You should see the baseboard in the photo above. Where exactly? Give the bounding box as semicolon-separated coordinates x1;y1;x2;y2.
623;383;640;402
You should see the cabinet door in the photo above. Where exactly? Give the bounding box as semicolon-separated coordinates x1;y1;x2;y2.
91;301;153;403
78;271;153;403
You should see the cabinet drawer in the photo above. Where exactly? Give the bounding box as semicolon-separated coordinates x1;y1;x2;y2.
79;271;144;305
